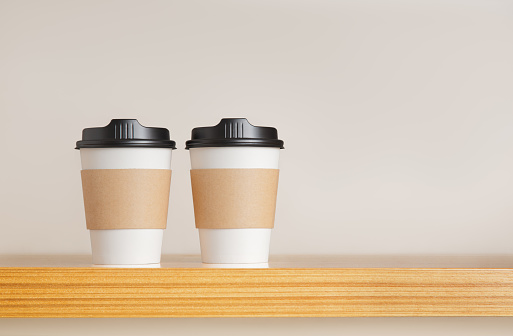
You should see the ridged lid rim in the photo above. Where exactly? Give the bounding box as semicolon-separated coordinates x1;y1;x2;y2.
185;118;284;149
75;119;176;149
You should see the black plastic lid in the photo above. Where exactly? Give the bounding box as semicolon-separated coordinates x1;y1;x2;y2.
75;119;176;149
185;118;284;149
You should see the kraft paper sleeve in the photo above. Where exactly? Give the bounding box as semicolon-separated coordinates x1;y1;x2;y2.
81;169;171;230
190;169;279;229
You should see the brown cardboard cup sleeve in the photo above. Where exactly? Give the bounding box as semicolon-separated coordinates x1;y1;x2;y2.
81;169;172;230
190;169;279;229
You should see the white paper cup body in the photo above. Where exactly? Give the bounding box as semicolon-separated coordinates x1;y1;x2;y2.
80;148;172;265
89;229;164;265
190;147;279;264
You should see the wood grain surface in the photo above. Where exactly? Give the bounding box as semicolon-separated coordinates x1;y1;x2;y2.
1;256;512;317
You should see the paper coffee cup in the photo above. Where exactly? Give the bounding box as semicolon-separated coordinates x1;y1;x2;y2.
76;119;175;265
186;118;284;264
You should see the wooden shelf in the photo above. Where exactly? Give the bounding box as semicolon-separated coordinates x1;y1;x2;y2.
1;255;513;317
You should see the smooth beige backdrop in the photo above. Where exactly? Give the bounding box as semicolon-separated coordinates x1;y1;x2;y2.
1;0;513;334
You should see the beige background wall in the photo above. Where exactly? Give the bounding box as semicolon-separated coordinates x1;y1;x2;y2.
1;0;513;256
1;0;512;334
2;318;513;336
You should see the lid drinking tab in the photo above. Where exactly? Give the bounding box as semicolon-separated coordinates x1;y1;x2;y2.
185;118;284;149
75;119;176;149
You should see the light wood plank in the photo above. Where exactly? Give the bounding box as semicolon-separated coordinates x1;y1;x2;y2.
1;256;512;317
